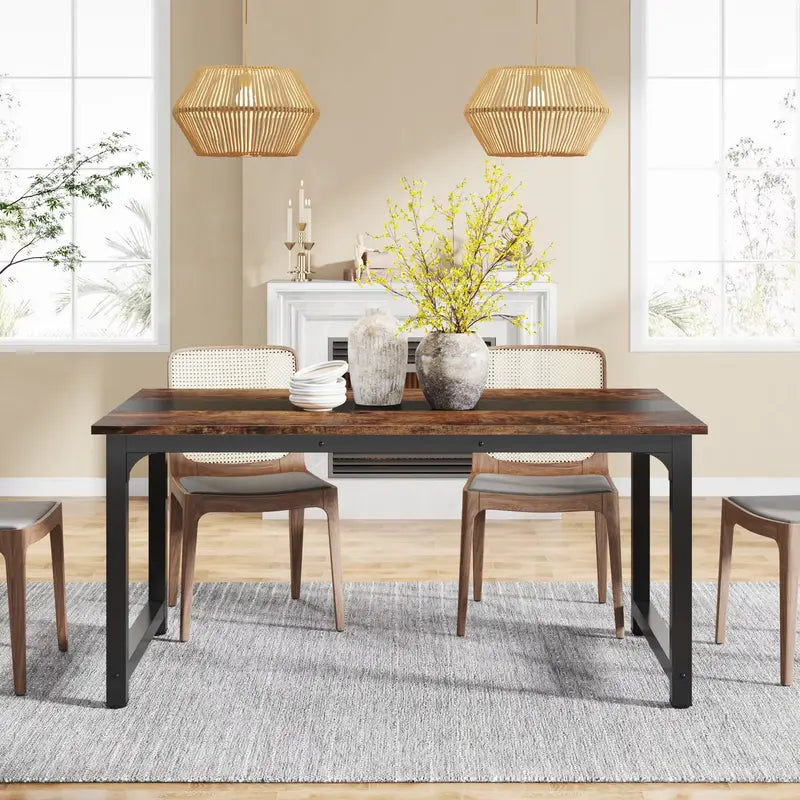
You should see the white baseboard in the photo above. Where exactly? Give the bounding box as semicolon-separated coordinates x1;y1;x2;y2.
0;477;149;497
612;477;800;497
1;476;798;499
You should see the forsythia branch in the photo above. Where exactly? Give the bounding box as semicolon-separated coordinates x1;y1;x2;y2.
361;162;552;334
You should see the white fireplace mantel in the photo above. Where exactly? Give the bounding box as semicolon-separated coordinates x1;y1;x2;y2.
266;278;557;519
267;278;557;367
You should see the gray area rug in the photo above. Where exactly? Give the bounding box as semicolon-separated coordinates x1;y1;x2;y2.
0;580;798;782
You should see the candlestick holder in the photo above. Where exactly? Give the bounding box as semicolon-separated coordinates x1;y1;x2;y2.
287;221;315;282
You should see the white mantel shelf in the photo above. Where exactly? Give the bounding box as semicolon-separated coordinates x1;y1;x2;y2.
266;278;557;519
267;278;557;365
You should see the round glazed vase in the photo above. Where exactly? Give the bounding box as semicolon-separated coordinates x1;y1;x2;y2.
348;308;407;406
414;332;489;411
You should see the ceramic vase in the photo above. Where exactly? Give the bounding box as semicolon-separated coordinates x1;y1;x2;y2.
348;308;407;406
414;332;489;411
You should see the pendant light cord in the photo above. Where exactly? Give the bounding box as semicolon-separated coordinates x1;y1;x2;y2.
243;0;249;66
534;0;539;65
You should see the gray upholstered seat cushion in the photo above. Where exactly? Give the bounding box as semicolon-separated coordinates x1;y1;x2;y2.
180;472;333;496
0;501;58;531
729;495;800;524
468;473;614;496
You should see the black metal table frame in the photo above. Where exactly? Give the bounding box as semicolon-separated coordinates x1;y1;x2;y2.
105;432;692;709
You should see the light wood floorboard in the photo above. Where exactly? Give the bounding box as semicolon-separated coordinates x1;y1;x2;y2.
1;497;792;799
16;497;781;584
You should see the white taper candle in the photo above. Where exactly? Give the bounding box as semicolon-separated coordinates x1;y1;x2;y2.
298;180;305;223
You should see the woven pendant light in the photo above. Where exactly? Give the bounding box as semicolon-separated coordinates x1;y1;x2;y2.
172;1;319;157
464;1;609;157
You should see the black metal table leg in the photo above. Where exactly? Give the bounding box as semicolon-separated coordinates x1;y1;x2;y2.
148;453;168;636
106;436;130;709
669;436;693;708
631;452;651;636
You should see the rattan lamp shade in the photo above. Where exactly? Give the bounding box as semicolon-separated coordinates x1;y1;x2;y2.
172;66;320;157
464;66;610;157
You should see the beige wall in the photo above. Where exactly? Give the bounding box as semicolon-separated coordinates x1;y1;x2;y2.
0;0;243;479
1;0;798;482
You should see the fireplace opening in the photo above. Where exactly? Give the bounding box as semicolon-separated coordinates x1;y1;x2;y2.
327;336;494;477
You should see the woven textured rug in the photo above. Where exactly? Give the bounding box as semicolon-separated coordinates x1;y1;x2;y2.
0;580;797;782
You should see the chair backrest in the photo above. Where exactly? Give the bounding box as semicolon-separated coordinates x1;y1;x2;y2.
482;345;606;469
168;346;297;467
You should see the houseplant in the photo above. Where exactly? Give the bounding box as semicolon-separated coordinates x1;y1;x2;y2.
0;131;151;279
366;162;551;410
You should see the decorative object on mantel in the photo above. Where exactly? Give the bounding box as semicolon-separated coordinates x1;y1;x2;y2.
172;0;319;157
289;361;348;411
464;0;609;157
285;181;316;282
353;234;393;282
348;309;407;407
364;162;551;411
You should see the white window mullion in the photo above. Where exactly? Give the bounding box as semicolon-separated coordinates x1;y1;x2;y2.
718;0;727;338
70;0;78;340
152;0;170;350
795;2;800;338
629;0;648;350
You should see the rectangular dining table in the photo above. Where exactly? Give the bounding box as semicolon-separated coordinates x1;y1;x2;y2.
92;387;707;709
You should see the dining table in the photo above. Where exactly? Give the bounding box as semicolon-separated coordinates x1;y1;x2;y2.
92;387;708;709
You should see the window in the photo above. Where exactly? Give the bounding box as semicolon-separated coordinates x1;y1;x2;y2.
0;0;169;350
631;0;800;351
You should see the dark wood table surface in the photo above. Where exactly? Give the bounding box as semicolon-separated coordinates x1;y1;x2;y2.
92;387;707;436
92;387;707;710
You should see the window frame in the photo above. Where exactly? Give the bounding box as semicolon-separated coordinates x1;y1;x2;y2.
630;0;800;353
0;0;170;353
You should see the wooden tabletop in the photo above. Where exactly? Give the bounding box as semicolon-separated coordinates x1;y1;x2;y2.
91;388;708;437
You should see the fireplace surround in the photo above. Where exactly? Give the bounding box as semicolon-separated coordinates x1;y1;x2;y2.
266;278;556;518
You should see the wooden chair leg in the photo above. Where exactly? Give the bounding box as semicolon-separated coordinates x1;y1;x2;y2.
472;510;486;602
323;492;344;632
603;493;625;639
778;531;799;687
179;509;200;643
715;513;735;645
289;508;304;601
594;510;608;604
168;494;183;608
49;521;68;652
458;491;479;637
4;543;27;695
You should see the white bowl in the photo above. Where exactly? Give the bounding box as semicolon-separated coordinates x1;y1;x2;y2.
293;361;348;384
289;388;347;399
290;384;346;393
290;394;347;412
290;394;346;405
289;376;346;394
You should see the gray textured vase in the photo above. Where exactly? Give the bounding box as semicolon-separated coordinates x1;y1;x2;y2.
415;332;489;410
348;308;407;406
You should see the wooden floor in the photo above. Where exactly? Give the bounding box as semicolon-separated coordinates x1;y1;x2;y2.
19;497;782;584
3;497;795;799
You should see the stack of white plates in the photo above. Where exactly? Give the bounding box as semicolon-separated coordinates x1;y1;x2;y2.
289;361;349;411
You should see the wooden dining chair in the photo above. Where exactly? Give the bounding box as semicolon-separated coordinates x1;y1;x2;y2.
0;501;68;695
457;345;624;639
716;495;800;685
168;346;344;642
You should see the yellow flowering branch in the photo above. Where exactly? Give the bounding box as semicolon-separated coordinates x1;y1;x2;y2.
363;162;552;334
